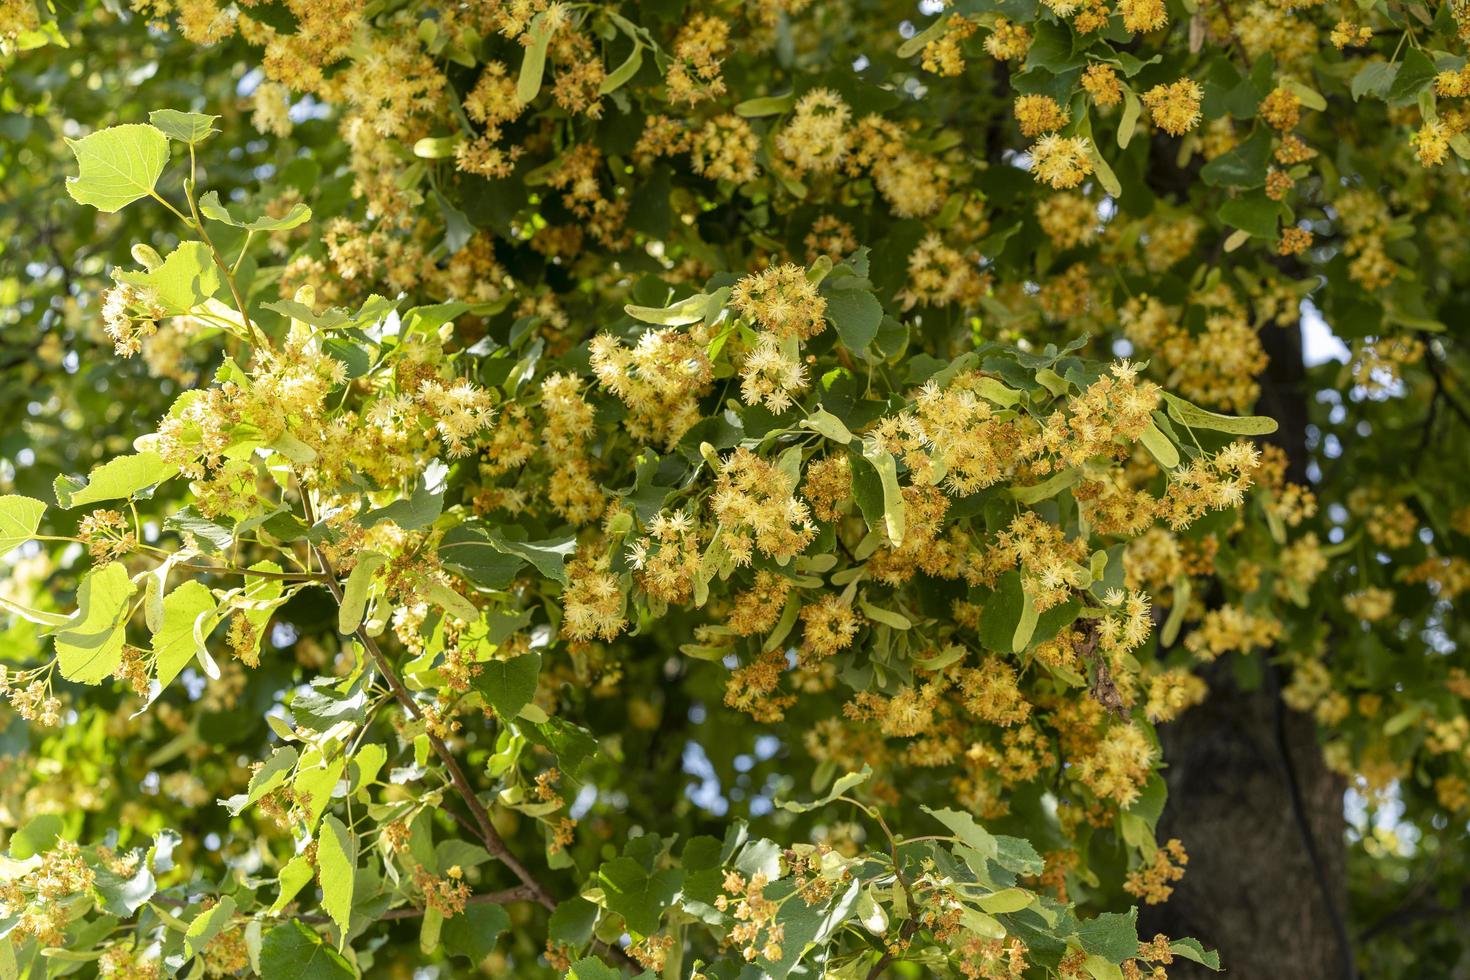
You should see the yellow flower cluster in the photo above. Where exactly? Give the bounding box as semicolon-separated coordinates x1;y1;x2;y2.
1185;604;1283;661
1142;79;1203;136
730;264;828;340
776;88;852;175
628;510;702;604
711;449;818;565
561;553;627;642
739;334;808;413
590;328;713;448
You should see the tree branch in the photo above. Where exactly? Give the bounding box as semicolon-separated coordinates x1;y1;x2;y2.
310;543;557;911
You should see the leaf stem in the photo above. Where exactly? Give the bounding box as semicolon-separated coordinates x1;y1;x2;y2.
180;153;268;354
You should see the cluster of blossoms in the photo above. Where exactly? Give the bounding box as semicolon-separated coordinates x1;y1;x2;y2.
26;0;1470;964
590;326;714;448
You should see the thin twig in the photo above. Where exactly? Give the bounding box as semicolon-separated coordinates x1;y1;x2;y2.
298;886;536;924
308;542;555;908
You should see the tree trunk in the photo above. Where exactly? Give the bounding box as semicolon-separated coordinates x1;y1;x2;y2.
1140;322;1355;979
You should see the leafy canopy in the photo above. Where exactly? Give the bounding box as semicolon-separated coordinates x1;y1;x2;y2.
2;0;1469;977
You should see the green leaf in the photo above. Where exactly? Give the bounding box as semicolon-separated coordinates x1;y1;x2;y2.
9;813;63;859
1350;60;1400;102
776;764;871;813
237;561;285;665
184;897;236;960
239;747;298;813
424;581;478;623
338;552;387;635
1075;908;1140;962
1162;391;1277;435
164;506;234;554
567;957;622;980
975;378;1020;406
1088;142;1122;198
801;408;854;444
897;13;951;58
0;595;68;626
994;834;1045;875
1199;128;1271;189
473;653;541;720
598;856;683;936
979;571;1024;653
349;742;387;792
516;11;554;104
524;717;600;777
1012;587;1040;652
549;896;598;947
54;562;135;684
825;280;883;351
293;750;348;830
54;452;177;509
360;462;446;531
64;123;169;212
153;580;218;690
443;903;510;963
148;109;220;144
861;442;905;547
270;855;314;915
1153;573;1188;646
1216;193;1280;239
93;851;156;915
259;921;354;980
1169;938;1222;970
921;806;997;859
474;529;577;585
199;189;312;232
1283;79;1326;111
0;495;46;556
317;815;357;944
1387;49;1436;107
978;887;1034;914
262;300;351;329
1023;21;1086;73
1084;955;1125;980
859;598;911;629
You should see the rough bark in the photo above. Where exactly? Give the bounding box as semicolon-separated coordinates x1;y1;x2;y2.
1140;322;1354;979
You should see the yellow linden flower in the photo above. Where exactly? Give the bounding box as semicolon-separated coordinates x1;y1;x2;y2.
1029;134;1096;189
1142;79;1203;136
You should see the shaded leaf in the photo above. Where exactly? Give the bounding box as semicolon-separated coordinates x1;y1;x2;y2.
259;921;354;980
598;856;683;936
